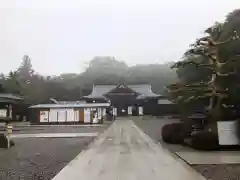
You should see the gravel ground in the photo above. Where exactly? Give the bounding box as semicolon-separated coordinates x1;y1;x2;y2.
133;118;240;180
0;124;111;180
10;126;109;134
0;122;112;134
0;137;94;180
133;117;193;152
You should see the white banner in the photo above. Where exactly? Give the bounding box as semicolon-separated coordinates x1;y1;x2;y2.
66;109;74;122
84;108;91;123
102;108;106;116
128;106;132;115
58;109;66;122
97;108;102;120
138;107;143;116
49;109;58;122
9;105;12;118
113;108;117;116
74;111;79;122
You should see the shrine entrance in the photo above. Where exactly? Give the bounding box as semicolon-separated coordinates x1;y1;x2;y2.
106;84;138;117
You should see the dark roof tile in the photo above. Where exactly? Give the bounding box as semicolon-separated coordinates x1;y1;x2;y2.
0;93;23;100
85;84;161;99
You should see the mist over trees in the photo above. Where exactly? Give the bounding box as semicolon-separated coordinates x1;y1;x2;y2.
3;8;240;107
0;55;177;104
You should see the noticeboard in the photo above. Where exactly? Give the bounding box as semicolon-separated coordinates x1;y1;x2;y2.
217;121;240;145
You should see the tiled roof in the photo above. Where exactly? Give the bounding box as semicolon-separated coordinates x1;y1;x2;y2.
157;99;173;104
85;84;161;99
0;93;23;100
57;100;86;104
29;103;111;109
88;85;116;98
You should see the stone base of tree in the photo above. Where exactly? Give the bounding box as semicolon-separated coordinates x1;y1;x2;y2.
161;122;192;144
0;134;14;148
184;131;219;150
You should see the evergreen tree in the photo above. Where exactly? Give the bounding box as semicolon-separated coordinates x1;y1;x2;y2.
167;21;240;128
17;55;34;84
3;71;22;94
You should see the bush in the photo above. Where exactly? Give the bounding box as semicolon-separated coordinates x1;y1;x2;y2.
0;117;12;123
185;131;219;150
161;122;192;144
0;133;14;148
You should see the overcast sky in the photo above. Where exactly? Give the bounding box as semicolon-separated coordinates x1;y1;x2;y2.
1;0;240;75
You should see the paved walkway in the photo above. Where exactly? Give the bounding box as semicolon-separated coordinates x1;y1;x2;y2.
10;132;98;138
53;120;206;180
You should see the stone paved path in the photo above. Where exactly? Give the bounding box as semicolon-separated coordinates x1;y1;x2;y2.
52;120;206;180
10;132;98;138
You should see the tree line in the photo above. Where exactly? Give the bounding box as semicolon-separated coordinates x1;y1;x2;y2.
0;56;177;104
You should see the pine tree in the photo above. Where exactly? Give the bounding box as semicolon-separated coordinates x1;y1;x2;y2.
3;71;22;94
17;55;34;84
167;22;240;127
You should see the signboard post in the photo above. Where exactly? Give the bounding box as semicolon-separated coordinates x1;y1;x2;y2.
138;107;143;116
128;106;132;115
217;120;240;145
113;108;117;116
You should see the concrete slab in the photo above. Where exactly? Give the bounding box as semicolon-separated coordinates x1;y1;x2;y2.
14;124;107;127
176;151;240;165
52;120;206;180
10;132;98;138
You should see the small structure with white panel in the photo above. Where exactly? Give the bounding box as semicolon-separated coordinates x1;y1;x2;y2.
217;120;240;145
29;103;110;124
